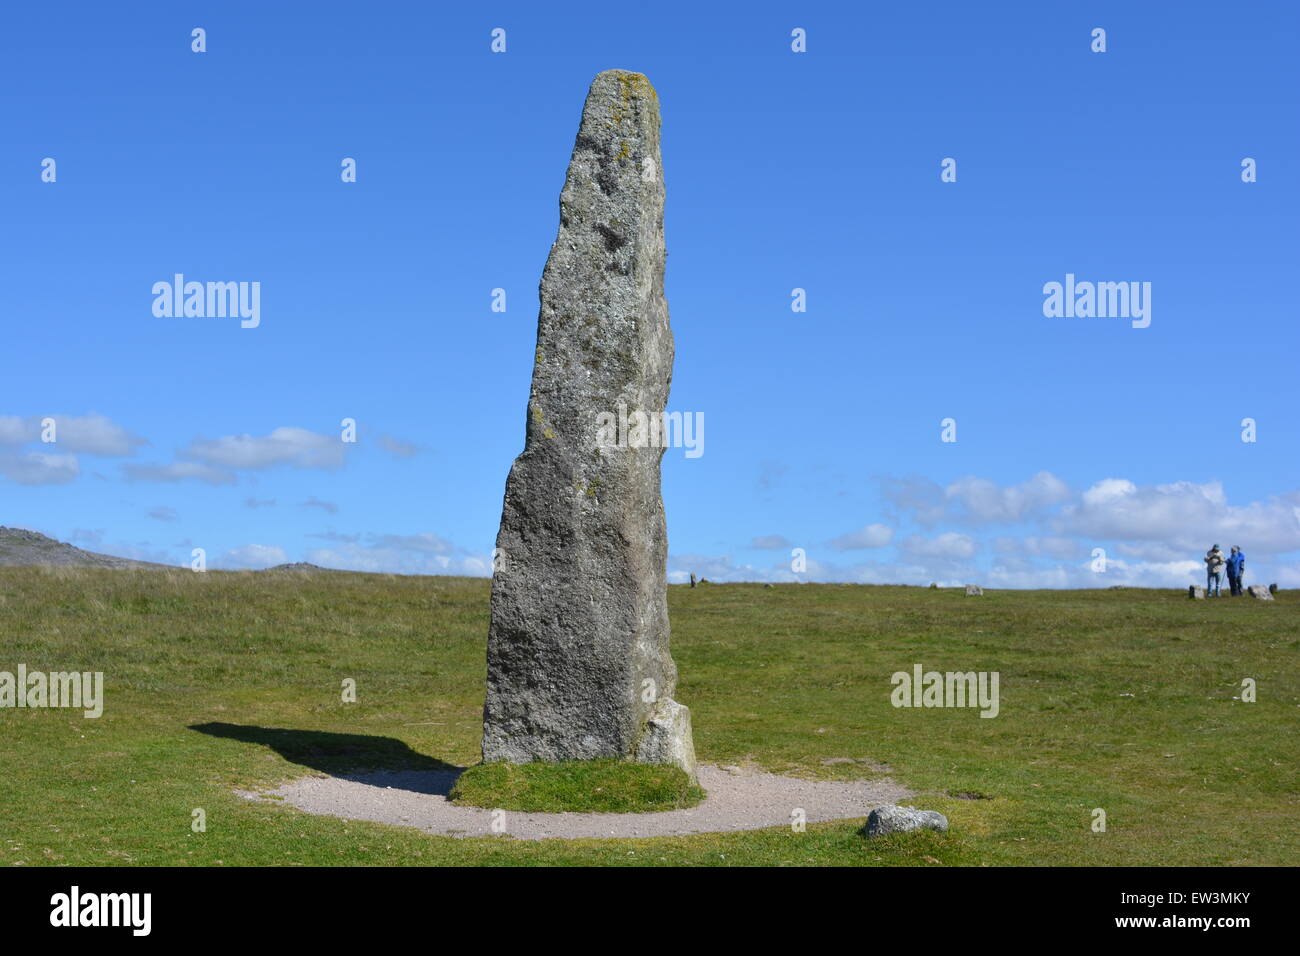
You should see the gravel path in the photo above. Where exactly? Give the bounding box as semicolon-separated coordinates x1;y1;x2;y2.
240;764;913;840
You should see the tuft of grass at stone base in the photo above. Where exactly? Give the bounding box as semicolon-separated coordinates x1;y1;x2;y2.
449;759;704;813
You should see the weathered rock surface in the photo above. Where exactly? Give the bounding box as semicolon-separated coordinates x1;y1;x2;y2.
964;584;983;596
482;70;695;779
1189;585;1205;599
1246;585;1273;601
861;804;950;837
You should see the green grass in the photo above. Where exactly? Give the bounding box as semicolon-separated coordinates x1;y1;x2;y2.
449;759;704;813
0;566;1296;866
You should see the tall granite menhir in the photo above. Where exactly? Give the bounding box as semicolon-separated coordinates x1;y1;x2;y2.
481;70;696;780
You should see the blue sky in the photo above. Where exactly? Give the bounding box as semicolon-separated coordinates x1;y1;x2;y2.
2;1;1297;587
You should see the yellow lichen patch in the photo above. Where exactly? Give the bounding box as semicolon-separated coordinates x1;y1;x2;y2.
609;71;656;126
531;403;557;440
616;71;656;102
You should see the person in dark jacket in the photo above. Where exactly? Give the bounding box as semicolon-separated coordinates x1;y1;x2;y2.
1226;546;1246;596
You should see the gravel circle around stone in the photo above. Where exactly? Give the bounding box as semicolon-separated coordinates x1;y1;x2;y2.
239;764;914;841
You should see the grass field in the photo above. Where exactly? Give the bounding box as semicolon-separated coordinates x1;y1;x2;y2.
1;567;1296;866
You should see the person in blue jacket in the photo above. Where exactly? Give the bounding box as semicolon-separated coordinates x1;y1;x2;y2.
1226;546;1246;596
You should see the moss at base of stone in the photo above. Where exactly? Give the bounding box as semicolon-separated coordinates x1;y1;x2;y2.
449;758;705;813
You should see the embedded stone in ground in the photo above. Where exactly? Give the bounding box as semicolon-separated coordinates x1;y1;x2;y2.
861;804;950;837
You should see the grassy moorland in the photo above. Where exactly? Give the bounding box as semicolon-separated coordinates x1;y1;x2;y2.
0;566;1296;866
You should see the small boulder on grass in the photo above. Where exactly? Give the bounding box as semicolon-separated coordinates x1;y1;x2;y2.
964;585;983;596
861;804;949;837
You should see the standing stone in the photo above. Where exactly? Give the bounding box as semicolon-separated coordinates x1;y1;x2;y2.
964;585;983;596
482;70;696;781
1189;585;1205;599
1246;585;1273;601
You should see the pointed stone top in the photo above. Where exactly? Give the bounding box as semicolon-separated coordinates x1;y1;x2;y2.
577;70;661;148
591;68;657;94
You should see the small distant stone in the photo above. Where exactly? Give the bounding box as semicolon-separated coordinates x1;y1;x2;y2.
1246;585;1273;601
964;585;983;596
861;804;949;837
1188;586;1205;599
763;583;774;589
1268;583;1278;595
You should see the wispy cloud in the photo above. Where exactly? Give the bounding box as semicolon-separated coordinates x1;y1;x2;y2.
122;461;235;485
828;523;893;551
182;427;345;471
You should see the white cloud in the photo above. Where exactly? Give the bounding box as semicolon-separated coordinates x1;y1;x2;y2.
183;427;345;470
899;532;977;560
673;473;1300;588
376;434;422;458
219;544;289;570
0;413;144;456
47;413;147;457
0;416;34;444
993;535;1083;560
0;450;80;485
748;534;792;550
371;532;456;554
301;531;485;575
829;523;893;550
986;556;1210;590
123;461;235;485
1057;479;1300;554
884;471;1071;526
668;553;761;582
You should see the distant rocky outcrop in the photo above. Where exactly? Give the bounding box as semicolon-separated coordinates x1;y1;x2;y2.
0;526;167;569
261;562;331;573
